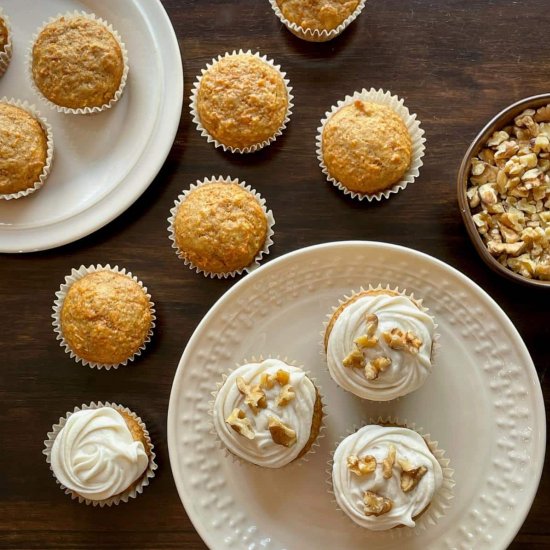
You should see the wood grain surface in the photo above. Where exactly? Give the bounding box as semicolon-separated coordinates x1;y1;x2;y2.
1;0;548;548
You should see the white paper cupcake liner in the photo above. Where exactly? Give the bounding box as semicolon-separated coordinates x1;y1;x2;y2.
326;417;454;536
0;8;13;77
317;88;426;201
51;264;156;370
321;284;440;401
167;175;276;278
268;0;367;42
0;97;54;200
27;11;129;115
43;401;157;507
209;355;327;469
190;50;293;153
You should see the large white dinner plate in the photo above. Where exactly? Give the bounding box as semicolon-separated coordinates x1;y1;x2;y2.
168;241;546;550
0;0;182;252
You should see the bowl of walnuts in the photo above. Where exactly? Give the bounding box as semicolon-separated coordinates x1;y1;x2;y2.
458;93;550;288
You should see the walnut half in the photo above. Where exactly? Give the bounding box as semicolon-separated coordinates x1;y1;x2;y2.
346;454;376;476
268;416;297;447
236;376;267;414
382;328;422;354
363;491;393;516
277;384;296;406
398;458;428;493
225;408;255;440
364;356;392;381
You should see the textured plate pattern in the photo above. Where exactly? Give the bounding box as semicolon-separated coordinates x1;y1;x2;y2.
168;242;545;550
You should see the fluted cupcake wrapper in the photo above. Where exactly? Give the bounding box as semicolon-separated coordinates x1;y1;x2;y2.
43;401;157;507
0;97;54;200
316;88;426;202
268;0;367;42
320;284;440;402
209;355;327;469
167;175;275;278
190;50;293;153
0;8;13;77
51;264;156;370
27;11;129;115
326;417;455;537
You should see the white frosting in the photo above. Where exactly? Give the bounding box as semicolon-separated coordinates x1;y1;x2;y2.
327;294;435;400
332;425;443;530
213;359;317;468
51;407;149;501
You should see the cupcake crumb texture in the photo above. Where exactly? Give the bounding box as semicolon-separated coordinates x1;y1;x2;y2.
276;0;360;31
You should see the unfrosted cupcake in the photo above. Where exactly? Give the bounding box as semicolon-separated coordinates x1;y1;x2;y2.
331;424;444;530
0;9;12;76
54;268;154;368
212;358;323;468
193;51;291;152
322;100;412;195
31;14;127;111
0;101;51;198
324;288;435;401
45;404;156;504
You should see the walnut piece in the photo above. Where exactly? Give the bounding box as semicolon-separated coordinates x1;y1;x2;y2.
343;348;365;369
382;328;423;354
276;369;290;386
277;384;296;406
236;376;267;414
268;416;297;447
382;444;396;479
398;458;428;493
363;491;393;516
364;356;392;380
225;408;255;440
347;454;376;476
260;372;276;390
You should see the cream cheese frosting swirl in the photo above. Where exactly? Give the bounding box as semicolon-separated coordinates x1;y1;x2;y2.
213;359;317;468
332;425;443;530
51;407;149;501
327;293;435;400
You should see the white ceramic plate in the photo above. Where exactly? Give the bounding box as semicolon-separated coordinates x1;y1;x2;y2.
168;241;546;550
0;0;182;252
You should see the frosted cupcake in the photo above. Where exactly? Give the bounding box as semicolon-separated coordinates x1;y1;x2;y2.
324;288;435;400
212;358;323;468
332;424;444;530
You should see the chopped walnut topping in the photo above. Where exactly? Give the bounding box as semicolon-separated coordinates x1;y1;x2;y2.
354;313;379;348
382;328;422;354
382;444;396;479
364;356;392;380
225;408;255;440
363;491;393;516
236;376;267;414
276;369;290;386
277;384;296;406
346;455;376;476
268;416;297;447
260;372;276;390
343;348;365;369
398;458;428;493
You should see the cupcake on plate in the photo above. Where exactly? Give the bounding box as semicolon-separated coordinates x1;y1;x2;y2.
331;424;447;530
0;99;53;200
52;266;155;369
44;402;156;506
191;50;293;153
212;358;324;468
168;176;275;278
324;287;436;401
0;8;12;76
31;13;128;113
270;0;366;42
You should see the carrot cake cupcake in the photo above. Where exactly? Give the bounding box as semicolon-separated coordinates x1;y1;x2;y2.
0;10;12;76
0;101;50;197
322;100;412;194
171;179;271;275
324;288;436;401
31;14;126;111
275;0;360;31
46;404;155;503
193;51;290;151
57;269;153;367
331;424;443;530
213;358;323;468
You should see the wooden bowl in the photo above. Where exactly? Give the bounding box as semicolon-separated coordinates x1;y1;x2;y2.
457;93;550;289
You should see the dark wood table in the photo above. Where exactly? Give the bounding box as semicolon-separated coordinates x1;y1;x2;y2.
1;0;548;548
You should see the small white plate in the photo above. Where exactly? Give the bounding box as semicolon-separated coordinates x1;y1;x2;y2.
168;241;546;550
0;0;182;252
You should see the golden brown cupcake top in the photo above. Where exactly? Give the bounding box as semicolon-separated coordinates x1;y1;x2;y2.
60;271;152;365
0;16;9;51
32;16;124;109
197;53;288;149
174;182;268;274
276;0;360;30
0;103;48;195
322;100;412;194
